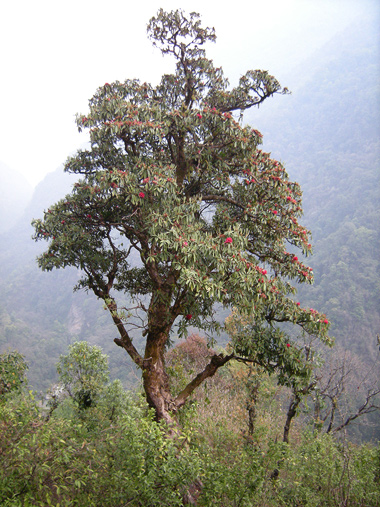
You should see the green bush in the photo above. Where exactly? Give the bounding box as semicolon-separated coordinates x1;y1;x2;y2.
0;392;202;506
1;383;378;506
274;432;380;506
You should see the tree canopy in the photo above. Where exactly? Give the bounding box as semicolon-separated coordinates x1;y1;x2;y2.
33;9;331;425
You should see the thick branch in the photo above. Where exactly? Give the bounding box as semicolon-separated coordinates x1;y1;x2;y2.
174;353;234;408
106;301;147;370
202;194;246;210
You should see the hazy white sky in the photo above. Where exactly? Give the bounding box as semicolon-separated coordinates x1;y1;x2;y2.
0;0;377;186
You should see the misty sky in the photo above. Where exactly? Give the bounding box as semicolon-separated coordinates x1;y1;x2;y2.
1;0;378;187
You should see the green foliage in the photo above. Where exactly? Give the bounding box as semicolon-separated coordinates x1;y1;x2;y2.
197;440;284;506
0;391;202;507
0;350;28;398
0;350;379;506
274;433;380;507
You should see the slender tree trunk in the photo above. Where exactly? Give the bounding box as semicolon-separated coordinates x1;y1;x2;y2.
271;393;301;480
326;398;337;433
283;394;301;444
313;395;322;432
247;379;260;436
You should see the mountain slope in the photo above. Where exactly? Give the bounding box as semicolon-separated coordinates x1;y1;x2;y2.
247;15;380;357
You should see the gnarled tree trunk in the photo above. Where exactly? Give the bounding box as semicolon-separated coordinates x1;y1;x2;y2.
143;330;179;427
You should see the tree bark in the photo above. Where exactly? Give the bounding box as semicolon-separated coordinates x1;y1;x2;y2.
143;330;179;428
247;381;260;436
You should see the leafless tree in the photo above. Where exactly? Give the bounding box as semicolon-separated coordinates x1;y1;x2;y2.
310;344;380;436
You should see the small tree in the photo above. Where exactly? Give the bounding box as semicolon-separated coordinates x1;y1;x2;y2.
56;341;109;410
311;345;380;436
33;9;331;426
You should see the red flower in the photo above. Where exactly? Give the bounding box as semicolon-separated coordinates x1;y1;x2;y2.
296;302;300;306
292;256;298;262
225;237;233;244
286;343;291;348
139;192;145;198
262;269;267;275
61;220;65;224
273;210;278;215
323;319;329;324
185;314;192;320
183;241;188;247
197;113;202;119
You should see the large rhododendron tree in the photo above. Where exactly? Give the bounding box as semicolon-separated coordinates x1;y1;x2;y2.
33;9;331;426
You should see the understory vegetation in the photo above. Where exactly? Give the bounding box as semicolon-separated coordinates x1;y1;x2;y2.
1;341;379;506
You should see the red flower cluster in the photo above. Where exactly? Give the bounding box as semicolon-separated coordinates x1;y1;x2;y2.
225;237;233;244
185;314;192;320
139;192;145;198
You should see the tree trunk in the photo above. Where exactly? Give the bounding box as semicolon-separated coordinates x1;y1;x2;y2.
112;288;234;433
283;394;301;444
143;330;178;428
247;380;260;436
313;395;322;432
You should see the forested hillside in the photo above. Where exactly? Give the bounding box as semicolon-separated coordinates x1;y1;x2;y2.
249;16;380;359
